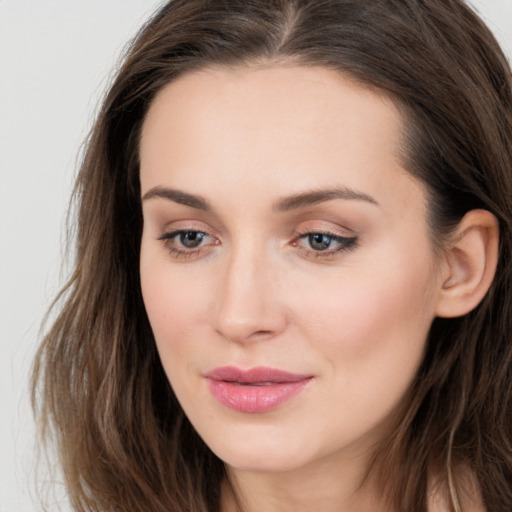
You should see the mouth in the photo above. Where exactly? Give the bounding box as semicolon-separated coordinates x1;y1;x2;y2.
204;366;313;413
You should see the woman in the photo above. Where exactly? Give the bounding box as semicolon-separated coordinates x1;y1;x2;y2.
32;0;512;511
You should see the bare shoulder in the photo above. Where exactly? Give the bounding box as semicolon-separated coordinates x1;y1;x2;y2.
427;467;486;512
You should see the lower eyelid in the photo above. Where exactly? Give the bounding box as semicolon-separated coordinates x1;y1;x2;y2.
157;229;220;259
157;228;356;256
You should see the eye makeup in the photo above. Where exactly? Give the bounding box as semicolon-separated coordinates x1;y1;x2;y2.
292;230;358;260
158;229;218;260
157;226;358;262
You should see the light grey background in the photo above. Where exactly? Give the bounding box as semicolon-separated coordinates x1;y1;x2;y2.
1;1;510;511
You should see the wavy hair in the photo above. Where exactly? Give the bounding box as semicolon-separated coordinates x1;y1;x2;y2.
32;1;512;511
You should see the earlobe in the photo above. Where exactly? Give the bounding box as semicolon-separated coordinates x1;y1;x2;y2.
435;210;499;318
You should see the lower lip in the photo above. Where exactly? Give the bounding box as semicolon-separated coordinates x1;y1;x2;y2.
207;378;312;413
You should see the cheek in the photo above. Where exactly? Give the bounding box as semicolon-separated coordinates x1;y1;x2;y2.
140;252;210;365
324;271;432;351
287;248;437;395
283;263;437;446
295;228;437;342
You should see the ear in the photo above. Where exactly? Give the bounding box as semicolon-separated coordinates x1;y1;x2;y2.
435;209;499;318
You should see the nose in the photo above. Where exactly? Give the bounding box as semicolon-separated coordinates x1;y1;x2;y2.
213;243;287;344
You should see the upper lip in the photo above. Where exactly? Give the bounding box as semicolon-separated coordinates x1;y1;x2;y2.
205;366;312;384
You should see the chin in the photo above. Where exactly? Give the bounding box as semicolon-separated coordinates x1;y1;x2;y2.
198;425;321;474
220;449;309;474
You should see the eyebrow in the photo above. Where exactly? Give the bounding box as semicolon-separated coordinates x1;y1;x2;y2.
142;185;378;212
142;186;211;210
273;187;379;212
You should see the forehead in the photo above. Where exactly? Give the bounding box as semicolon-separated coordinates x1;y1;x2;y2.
141;64;403;157
139;64;422;216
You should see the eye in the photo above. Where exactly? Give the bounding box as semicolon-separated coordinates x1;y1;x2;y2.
176;230;206;248
160;230;208;248
158;229;217;258
307;233;337;251
294;231;358;258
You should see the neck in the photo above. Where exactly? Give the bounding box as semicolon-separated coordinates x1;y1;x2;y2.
220;453;394;512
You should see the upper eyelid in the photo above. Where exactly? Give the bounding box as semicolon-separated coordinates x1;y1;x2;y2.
159;228;207;236
293;216;356;233
157;223;358;245
297;228;353;236
294;224;356;239
158;222;216;238
159;229;214;242
157;227;355;241
295;231;357;246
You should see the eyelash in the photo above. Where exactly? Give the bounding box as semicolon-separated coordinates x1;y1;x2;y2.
293;230;358;259
158;229;358;260
158;230;217;259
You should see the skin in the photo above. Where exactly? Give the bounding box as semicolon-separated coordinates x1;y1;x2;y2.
138;65;469;511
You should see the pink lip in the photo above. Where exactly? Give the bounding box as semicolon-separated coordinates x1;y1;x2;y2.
205;366;313;413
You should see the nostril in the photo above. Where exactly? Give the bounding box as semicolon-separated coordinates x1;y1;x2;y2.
214;310;286;344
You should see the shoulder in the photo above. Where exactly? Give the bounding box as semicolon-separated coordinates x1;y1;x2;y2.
427;467;486;512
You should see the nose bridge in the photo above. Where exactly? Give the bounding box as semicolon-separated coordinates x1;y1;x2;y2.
214;236;283;342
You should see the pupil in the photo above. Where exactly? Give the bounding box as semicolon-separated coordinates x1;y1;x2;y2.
309;234;331;251
180;231;204;248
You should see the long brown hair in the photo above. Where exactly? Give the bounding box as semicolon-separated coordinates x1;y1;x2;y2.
32;1;512;511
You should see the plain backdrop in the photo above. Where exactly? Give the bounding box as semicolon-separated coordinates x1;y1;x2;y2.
0;1;511;511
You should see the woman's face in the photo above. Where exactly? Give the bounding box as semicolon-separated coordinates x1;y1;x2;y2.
139;65;445;474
